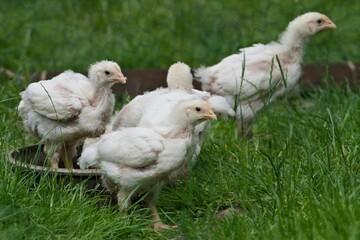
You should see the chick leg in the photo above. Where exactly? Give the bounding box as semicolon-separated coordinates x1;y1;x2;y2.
116;189;131;211
62;140;81;169
149;202;172;230
59;143;74;169
145;188;177;230
44;141;60;169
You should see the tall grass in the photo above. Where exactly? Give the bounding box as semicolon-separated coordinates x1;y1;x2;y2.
1;1;360;239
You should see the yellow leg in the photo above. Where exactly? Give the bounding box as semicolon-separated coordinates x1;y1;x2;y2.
45;141;60;169
149;202;178;230
50;155;60;169
146;191;177;230
60;145;74;169
59;141;80;169
117;189;131;211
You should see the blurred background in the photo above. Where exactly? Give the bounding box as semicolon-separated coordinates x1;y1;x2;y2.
1;0;359;75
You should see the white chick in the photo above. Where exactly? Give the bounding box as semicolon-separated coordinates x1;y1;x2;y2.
18;60;127;169
79;99;217;229
195;12;336;137
111;62;233;183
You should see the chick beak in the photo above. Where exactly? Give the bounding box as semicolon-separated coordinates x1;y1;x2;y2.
324;18;336;29
110;72;127;84
203;108;217;120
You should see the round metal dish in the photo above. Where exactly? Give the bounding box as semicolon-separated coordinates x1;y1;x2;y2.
7;144;103;189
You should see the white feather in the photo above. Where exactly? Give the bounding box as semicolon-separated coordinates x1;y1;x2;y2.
195;12;336;135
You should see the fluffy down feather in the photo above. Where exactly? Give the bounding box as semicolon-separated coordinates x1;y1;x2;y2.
195;12;336;137
18;60;126;169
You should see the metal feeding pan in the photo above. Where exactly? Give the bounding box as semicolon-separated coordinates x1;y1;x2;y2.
7;144;103;190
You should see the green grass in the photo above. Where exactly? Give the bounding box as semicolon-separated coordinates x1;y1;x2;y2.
1;1;360;239
1;0;360;72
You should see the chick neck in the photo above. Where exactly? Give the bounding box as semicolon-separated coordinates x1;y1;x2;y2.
164;108;200;139
278;21;311;54
89;83;113;110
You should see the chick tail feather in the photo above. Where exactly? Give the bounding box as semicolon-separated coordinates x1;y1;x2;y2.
192;67;209;86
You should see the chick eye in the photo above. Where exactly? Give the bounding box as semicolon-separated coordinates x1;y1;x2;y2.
317;19;323;24
195;107;201;112
104;70;110;75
